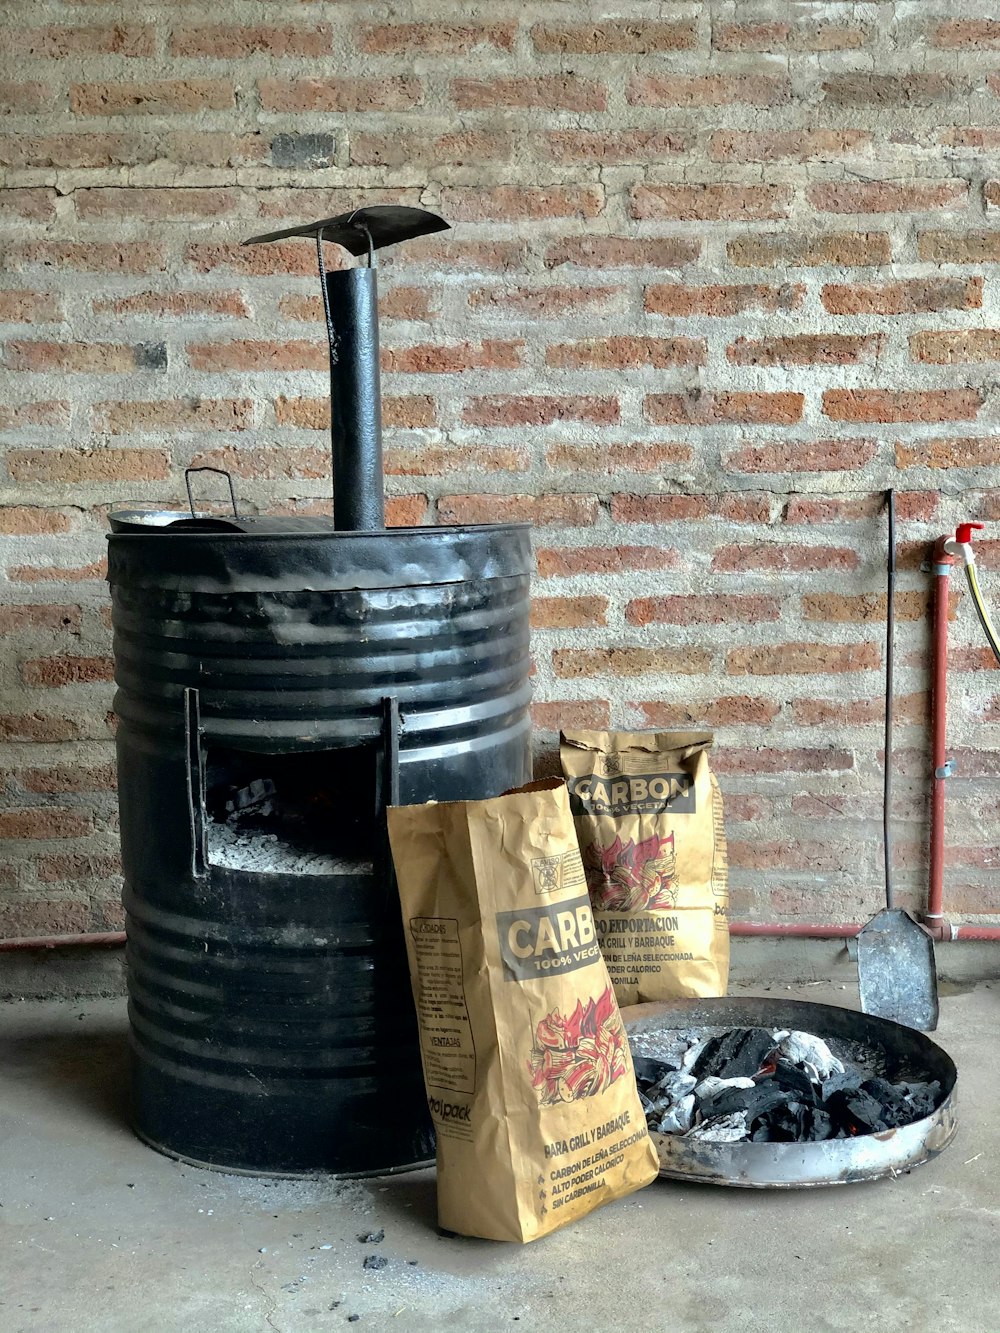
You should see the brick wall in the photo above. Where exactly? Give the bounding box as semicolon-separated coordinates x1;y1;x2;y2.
3;3;1000;938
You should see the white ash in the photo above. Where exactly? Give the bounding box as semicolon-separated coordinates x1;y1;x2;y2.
687;1112;749;1143
206;820;372;877
693;1075;755;1101
774;1030;845;1079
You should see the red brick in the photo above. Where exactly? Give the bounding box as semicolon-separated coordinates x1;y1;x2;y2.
259;77;421;112
713;544;859;574
645;283;803;317
438;494;598;527
545;236;700;269
71;80;234;115
360;23;515;53
896;437;1000;469
0;400;69;430
451;76;605;113
5;242;166;274
469;285;623;318
919;232;1000;263
726;438;877;473
21;656;114;687
822;74;957;105
939;128;1000;150
801;590;950;623
933;20;1000;47
793;694;929;726
536;546;678;578
6;341;161;374
612;494;770;524
544;130;686;164
350;130;512;169
0;507;72;535
0;605;80;634
463;395;618;428
189;446;328;481
279;289;433;324
20;763;116;795
627;595;780;627
554;647;711;679
384;396;437;430
8;449;170;483
808;180;967;213
628;74;789;106
94;399;253;434
639;697;780;728
728;232;891;268
823;389;980;423
710;129;871;163
0;901;90;936
545;442;692;474
727;642;880;675
546;336;705;370
910;330;1000;364
386;495;429;527
393;238;530;273
0;188;57;222
383;340;523;373
532;701;611;732
187;340;325;372
0;714;80;742
531;596;609;629
95;290;249;319
0;291;62;323
532;21;695;53
822;277;982;315
8;24;154;56
76;187;239;221
0;808;92;840
8;559;105;585
171;24;332;57
727;334;881;366
0;82;47;113
35;853;121;883
385;446;527;477
439;186;603;223
631;183;790;222
784;492;937;523
714;22;863;51
647;391;803;426
2;130;141;172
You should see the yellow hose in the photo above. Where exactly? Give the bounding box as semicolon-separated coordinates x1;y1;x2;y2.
966;562;1000;665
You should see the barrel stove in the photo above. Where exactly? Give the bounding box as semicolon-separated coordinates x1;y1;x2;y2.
107;208;533;1175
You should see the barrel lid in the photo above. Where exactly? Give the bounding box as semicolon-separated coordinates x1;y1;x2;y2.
106;522;533;591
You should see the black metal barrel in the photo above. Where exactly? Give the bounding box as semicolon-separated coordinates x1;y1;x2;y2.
107;520;532;1175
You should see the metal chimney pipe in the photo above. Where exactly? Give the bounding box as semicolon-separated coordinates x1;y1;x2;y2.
323;263;385;531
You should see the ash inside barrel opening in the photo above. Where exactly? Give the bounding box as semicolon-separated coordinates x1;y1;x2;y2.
630;1026;943;1145
203;743;375;876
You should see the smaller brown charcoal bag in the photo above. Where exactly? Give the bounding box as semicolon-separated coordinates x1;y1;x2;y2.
387;778;659;1243
560;730;730;1006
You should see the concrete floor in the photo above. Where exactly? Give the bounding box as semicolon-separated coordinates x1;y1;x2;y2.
1;981;997;1333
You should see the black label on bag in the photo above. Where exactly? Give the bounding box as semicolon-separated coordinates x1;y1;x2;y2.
567;771;696;817
496;895;601;981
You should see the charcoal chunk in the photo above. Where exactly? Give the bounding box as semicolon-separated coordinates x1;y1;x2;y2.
772;1058;819;1103
690;1028;775;1081
633;1055;678;1088
700;1079;790;1124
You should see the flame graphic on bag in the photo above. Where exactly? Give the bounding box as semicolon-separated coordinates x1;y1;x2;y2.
527;985;629;1105
583;832;677;911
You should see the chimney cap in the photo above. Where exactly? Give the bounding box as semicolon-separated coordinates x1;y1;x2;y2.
243;205;450;254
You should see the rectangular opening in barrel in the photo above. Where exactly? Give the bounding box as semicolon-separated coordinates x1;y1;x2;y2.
203;743;376;876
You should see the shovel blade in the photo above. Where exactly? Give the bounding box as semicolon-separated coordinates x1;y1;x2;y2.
857;909;939;1031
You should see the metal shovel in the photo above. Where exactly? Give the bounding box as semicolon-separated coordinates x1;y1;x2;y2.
857;490;940;1031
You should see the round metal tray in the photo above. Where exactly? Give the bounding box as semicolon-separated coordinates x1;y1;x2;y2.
624;996;958;1189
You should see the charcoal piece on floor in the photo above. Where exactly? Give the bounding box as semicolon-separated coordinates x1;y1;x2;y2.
689;1027;776;1081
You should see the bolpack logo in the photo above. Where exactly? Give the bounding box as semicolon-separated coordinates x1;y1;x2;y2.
496;894;601;981
427;1095;472;1123
567;770;696;818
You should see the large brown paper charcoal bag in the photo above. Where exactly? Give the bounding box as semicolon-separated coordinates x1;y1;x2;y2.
560;730;729;1006
387;778;659;1243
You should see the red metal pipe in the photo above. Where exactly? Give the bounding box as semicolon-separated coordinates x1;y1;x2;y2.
927;537;955;929
729;921;861;939
0;931;126;952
